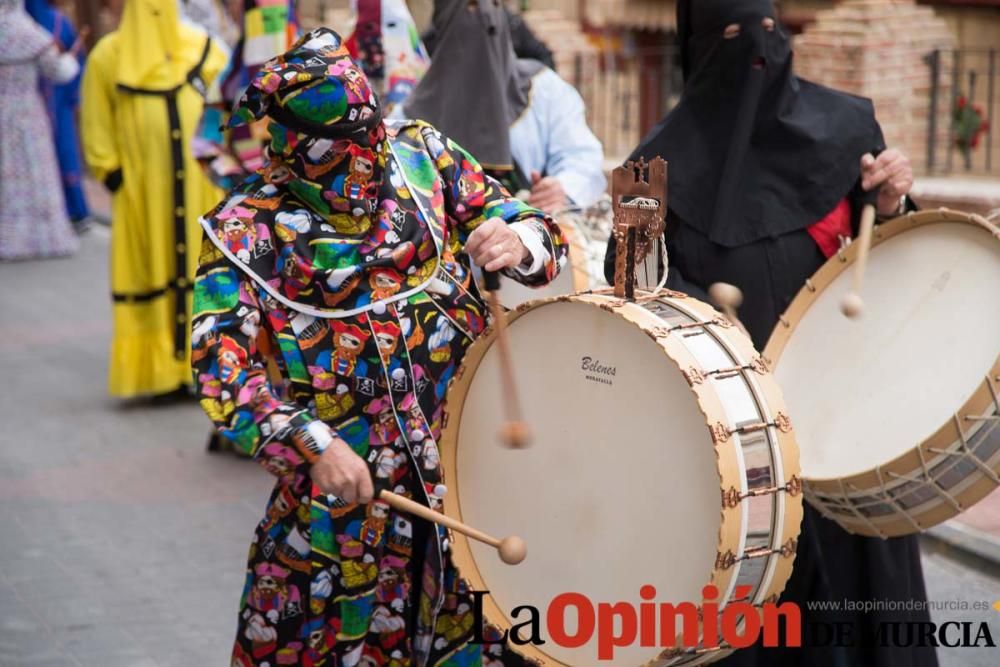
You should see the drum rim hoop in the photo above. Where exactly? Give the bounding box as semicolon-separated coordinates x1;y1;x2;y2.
439;291;802;665
763;208;1000;537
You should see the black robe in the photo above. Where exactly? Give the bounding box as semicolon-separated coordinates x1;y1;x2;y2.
604;1;936;661
606;198;935;667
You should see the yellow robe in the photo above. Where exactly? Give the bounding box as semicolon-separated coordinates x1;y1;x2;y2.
82;25;227;398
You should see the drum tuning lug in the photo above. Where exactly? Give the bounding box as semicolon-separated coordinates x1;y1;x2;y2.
774;413;793;433
722;487;742;508
780;538;798;557
683;368;706;386
749;357;770;374
709;422;731;443
784;475;803;496
649;325;672;339
715;549;738;570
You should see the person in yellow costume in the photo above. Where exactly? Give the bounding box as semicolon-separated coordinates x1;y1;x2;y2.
82;0;228;399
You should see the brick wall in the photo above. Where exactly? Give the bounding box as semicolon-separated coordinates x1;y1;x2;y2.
792;0;956;174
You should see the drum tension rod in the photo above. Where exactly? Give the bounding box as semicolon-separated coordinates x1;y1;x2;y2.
706;359;769;380
723;477;802;508
716;538;797;570
711;415;793;443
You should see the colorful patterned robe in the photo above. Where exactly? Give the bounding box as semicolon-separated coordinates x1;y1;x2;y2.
193;119;566;666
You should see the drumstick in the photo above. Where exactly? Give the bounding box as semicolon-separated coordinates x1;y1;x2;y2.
482;271;531;449
840;203;877;319
709;282;750;337
378;490;527;565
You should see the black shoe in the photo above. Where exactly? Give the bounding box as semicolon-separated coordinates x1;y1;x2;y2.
206;431;224;452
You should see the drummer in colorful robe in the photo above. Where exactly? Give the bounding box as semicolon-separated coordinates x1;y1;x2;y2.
605;2;932;667
191;28;563;666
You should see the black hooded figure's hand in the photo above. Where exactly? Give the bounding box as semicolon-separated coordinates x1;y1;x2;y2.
860;149;914;216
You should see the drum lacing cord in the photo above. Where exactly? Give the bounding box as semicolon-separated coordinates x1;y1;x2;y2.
977;210;1000;235
833;479;886;538
930;414;1000;486
873;466;923;533
927;379;1000;486
833;393;999;535
889;446;964;513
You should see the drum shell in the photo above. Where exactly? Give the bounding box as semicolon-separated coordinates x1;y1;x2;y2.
441;291;803;665
765;209;1000;538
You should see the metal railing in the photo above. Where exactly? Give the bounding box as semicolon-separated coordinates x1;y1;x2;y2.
926;48;997;174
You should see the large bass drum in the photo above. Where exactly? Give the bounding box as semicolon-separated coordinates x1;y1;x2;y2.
441;291;802;665
765;209;1000;538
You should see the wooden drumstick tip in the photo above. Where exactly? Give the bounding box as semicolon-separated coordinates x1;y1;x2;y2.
498;536;527;565
840;292;864;319
498;421;532;449
709;282;744;309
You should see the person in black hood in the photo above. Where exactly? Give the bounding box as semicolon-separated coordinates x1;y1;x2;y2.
606;0;917;346
606;3;935;667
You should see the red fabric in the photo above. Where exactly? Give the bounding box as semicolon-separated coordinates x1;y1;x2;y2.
806;198;851;258
344;32;359;59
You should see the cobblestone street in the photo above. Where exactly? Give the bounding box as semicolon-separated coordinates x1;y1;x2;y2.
0;229;273;666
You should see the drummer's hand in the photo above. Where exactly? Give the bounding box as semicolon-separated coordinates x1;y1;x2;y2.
466;217;530;272
860;149;913;216
527;171;569;214
311;438;374;504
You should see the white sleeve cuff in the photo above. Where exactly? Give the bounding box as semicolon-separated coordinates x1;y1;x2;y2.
306;421;335;453
509;222;549;276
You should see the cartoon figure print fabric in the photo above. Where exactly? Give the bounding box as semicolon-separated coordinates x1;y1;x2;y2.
191;29;565;667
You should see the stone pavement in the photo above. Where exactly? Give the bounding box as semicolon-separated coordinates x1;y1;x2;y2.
0;229;274;666
952;489;1000;537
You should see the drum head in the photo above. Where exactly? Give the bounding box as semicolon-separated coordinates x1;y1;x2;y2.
448;299;720;666
769;216;1000;481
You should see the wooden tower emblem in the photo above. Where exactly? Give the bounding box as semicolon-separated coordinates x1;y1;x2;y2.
612;157;668;300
